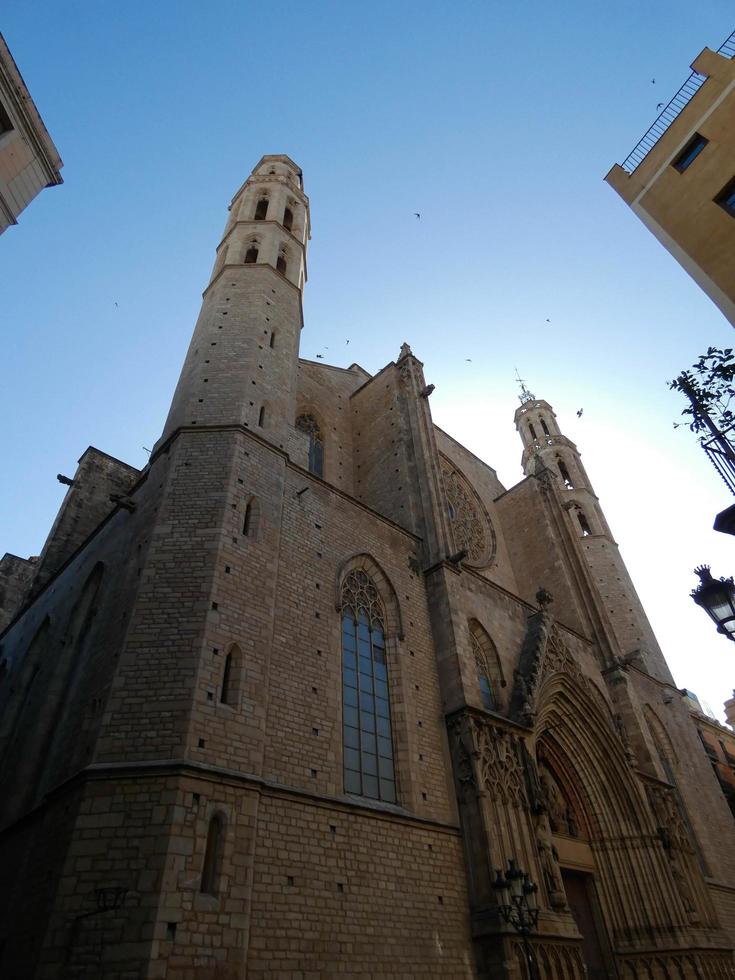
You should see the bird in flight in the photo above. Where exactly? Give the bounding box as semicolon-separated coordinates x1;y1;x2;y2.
346;339;350;345
114;301;118;308
316;353;325;359
414;212;421;220
465;358;472;363
656;102;664;110
576;408;584;418
651;78;656;84
545;318;551;323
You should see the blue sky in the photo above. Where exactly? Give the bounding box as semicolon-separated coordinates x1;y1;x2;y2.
2;1;734;719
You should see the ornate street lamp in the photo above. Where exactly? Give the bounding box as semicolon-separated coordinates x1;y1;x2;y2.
691;566;735;641
493;858;540;979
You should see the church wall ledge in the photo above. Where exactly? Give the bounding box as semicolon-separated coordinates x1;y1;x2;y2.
1;758;463;840
152;421;423;543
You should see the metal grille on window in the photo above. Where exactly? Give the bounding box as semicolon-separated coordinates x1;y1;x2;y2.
341;570;396;803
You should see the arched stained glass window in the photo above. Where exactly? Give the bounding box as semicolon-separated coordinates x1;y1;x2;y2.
469;619;504;713
296;414;324;478
341;570;396;803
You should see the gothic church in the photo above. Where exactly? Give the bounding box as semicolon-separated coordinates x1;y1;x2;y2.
1;155;734;979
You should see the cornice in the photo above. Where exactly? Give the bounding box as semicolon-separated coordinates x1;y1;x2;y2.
216;219;306;255
0;758;461;839
0;39;63;184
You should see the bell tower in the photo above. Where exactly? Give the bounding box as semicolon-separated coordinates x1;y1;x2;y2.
515;387;611;539
158;154;310;449
514;384;673;683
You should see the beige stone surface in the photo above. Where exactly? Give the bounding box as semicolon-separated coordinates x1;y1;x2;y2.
0;156;733;979
606;46;735;327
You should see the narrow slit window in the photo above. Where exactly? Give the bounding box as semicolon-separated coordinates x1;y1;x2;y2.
254;197;269;220
269;331;276;349
258;406;266;427
0;101;13;136
200;813;225;896
672;133;708;173
243;501;253;535
276;253;287;275
283;206;294;231
558;460;574;490
220;653;232;704
245;245;258;264
577;509;592;536
715;176;735;218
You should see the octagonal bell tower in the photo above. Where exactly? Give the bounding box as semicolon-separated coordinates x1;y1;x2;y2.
514;383;673;682
158;154;310;450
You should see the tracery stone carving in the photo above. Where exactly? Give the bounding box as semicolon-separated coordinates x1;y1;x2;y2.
474;720;526;807
340;569;385;627
439;456;496;567
620;952;735;978
511;614;589;726
513;941;585;980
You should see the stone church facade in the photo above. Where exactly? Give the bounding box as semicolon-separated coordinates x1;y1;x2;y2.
0;155;734;979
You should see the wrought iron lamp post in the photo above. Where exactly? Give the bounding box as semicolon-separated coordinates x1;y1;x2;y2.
691;565;735;642
493;858;540;980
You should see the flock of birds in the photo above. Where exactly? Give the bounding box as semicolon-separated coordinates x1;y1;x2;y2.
108;202;594;420
310;211;586;422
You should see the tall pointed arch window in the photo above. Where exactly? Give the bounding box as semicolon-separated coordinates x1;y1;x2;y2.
200;812;225;896
295;414;324;478
558;459;574;490
469;619;504;712
341;570;396;803
254;197;269;220
540;418;550;437
576;508;592;536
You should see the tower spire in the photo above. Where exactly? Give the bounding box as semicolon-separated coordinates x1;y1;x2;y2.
513;393;673;682
514;367;535;405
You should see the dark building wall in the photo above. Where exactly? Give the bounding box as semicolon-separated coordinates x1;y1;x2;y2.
31;447;140;594
0;552;37;632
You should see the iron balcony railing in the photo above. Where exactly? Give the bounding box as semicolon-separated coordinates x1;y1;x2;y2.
620;28;735;175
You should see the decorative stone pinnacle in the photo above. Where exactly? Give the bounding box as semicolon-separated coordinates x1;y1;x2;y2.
398;342;413;361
